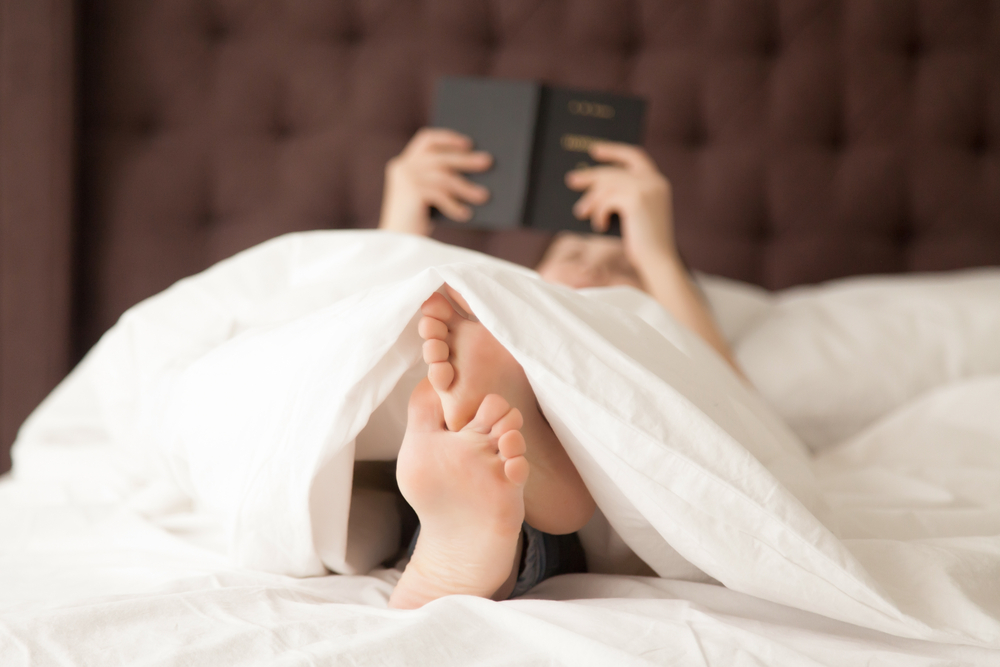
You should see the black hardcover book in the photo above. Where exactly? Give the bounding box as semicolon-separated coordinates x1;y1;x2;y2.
430;76;646;234
430;78;540;230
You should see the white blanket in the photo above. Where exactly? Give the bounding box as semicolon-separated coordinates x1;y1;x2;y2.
4;231;1000;664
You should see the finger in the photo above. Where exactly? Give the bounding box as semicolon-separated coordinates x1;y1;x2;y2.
572;189;600;220
427;191;472;222
565;166;623;191
565;167;599;191
411;127;474;152
592;202;617;233
437;172;490;205
589;142;656;172
433;151;493;173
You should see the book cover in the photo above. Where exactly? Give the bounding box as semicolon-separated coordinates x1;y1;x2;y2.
525;86;647;234
430;76;646;234
430;77;540;229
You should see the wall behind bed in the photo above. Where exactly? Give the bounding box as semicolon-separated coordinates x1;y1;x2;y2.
1;0;998;473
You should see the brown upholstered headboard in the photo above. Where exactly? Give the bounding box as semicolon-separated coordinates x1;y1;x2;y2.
2;0;998;472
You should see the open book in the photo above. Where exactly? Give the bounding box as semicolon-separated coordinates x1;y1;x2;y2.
431;76;646;234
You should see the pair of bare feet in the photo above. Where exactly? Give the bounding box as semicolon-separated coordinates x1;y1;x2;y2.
388;286;595;609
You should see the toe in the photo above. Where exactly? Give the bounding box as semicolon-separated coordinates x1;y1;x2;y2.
466;394;512;434
423;339;450;364
443;285;475;319
504;455;530;486
418;316;449;341
427;361;455;392
498;430;526;460
407;378;447;432
491;407;524;438
421;292;456;323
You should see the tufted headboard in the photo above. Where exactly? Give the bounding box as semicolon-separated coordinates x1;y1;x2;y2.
1;0;998;471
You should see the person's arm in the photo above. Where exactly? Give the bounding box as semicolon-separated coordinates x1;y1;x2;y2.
378;128;492;236
566;143;745;379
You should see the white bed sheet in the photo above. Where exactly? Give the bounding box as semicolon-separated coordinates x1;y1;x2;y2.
1;473;994;666
3;231;1000;665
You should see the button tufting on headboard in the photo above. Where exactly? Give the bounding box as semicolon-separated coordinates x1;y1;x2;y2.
9;0;997;474
71;0;1000;355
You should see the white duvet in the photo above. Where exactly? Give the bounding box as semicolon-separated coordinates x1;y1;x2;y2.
3;231;1000;665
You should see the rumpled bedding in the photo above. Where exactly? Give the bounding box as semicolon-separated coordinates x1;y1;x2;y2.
3;230;1000;665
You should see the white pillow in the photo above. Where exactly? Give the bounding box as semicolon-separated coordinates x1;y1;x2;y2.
731;270;1000;452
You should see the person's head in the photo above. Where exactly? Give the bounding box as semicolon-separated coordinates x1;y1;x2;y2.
535;232;644;291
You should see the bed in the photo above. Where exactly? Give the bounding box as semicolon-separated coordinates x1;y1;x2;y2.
2;1;1000;664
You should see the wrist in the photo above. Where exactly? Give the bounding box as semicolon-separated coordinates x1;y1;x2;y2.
379;203;432;235
632;243;684;282
379;174;431;235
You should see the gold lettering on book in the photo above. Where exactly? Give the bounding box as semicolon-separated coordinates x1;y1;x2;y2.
568;100;615;119
561;134;603;152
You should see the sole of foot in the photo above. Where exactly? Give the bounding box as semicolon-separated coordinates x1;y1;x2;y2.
417;285;595;535
389;379;529;610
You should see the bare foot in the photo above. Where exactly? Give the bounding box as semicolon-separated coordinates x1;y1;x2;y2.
418;285;596;534
389;379;529;610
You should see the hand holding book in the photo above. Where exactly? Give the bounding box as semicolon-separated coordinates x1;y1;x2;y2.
427;77;647;233
565;142;678;275
379;128;493;235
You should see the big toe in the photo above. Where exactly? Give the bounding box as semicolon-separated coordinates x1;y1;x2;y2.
465;394;513;435
418;315;449;342
421;292;458;324
443;285;475;318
